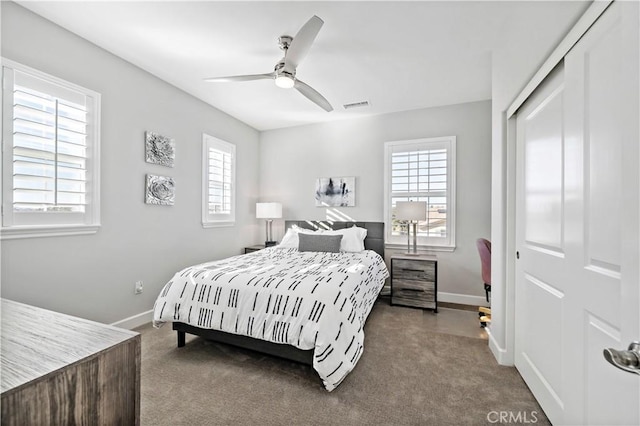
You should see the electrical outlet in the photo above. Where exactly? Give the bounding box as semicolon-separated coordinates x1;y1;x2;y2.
135;280;143;295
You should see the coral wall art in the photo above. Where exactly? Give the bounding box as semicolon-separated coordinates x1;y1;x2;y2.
145;174;175;206
145;131;175;167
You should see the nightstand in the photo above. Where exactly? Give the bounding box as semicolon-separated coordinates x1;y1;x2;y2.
244;245;265;254
390;255;438;312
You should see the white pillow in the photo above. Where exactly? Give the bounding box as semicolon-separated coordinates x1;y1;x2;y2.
322;225;367;252
354;225;367;242
278;228;299;248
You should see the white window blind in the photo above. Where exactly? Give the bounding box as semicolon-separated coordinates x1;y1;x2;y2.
2;59;101;239
13;79;87;212
384;136;456;249
202;134;235;227
208;149;232;215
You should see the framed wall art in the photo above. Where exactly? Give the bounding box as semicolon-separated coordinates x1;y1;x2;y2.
145;174;175;206
145;131;175;167
315;176;355;207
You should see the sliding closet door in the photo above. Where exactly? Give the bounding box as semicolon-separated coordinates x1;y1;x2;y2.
515;61;567;424
515;1;639;424
561;1;639;423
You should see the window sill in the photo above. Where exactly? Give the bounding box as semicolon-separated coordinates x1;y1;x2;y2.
1;224;100;240
202;221;235;229
384;243;456;253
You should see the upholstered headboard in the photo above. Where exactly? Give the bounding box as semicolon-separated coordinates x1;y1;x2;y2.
284;221;385;258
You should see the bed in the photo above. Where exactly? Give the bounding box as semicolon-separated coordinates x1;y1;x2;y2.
152;221;388;391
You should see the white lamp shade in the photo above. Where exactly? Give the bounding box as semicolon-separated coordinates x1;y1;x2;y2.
256;202;282;219
395;201;427;221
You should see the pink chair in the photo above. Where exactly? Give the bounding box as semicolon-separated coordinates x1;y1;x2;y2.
476;238;491;327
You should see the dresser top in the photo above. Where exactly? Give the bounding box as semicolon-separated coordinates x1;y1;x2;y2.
1;298;139;393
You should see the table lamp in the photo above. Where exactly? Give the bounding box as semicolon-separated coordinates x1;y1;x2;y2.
395;201;427;254
256;202;282;247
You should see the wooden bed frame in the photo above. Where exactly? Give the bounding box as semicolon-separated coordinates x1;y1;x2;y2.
173;221;385;365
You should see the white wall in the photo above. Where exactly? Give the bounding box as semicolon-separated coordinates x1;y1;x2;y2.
259;101;491;302
0;2;260;324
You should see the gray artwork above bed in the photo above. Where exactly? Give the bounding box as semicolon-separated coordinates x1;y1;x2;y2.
314;177;355;207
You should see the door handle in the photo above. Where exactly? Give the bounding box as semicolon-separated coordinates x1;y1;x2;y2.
603;342;640;375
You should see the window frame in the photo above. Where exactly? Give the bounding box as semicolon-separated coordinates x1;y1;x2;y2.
383;136;457;251
201;133;236;228
1;58;101;240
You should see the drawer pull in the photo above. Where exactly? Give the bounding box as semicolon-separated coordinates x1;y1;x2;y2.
401;268;425;273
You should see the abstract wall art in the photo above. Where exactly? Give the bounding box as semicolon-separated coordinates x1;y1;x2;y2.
315;176;355;207
145;174;175;205
145;131;175;167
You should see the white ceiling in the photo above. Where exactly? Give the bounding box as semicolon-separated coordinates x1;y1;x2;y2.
17;1;589;131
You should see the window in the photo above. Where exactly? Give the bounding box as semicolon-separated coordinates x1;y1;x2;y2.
202;133;235;227
384;136;456;250
1;59;101;239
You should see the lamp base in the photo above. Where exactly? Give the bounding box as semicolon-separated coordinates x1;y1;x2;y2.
264;241;277;247
404;222;421;256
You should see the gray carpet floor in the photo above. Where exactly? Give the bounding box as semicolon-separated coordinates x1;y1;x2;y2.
138;301;548;425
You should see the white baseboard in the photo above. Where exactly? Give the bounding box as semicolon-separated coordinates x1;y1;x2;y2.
111;309;153;330
438;291;488;307
487;327;513;366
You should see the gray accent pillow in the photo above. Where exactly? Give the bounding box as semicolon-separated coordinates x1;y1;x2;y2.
298;233;343;253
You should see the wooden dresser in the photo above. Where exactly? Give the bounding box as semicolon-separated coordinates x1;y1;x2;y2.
0;299;141;425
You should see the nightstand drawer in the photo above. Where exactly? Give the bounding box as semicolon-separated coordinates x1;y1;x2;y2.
392;288;436;310
392;260;435;282
393;278;431;292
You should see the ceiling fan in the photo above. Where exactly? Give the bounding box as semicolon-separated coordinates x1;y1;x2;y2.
204;15;333;112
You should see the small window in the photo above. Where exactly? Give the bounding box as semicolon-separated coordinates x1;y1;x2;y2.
1;59;101;239
384;136;456;250
202;134;235;227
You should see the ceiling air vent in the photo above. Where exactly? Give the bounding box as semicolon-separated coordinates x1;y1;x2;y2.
343;100;370;110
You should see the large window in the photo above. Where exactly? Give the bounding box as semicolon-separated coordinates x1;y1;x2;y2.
1;59;101;239
202;133;235;227
384;136;456;250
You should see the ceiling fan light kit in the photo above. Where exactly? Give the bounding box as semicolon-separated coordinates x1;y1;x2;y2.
275;72;295;89
205;15;333;112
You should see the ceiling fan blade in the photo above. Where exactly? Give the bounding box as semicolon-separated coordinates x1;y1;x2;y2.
294;79;333;112
204;73;274;83
284;16;324;71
